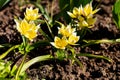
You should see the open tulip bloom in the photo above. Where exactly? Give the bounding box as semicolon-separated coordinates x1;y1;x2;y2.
15;19;39;41
67;2;100;29
50;36;68;49
25;7;41;21
58;24;76;37
51;23;80;49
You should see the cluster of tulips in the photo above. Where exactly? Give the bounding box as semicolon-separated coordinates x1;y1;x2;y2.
68;2;99;29
15;7;40;41
15;2;99;50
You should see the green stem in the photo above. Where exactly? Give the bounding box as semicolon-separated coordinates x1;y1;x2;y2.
0;43;13;48
79;28;87;39
15;53;27;80
74;57;83;68
31;2;49;21
22;35;27;48
20;54;53;73
70;0;73;10
45;20;54;39
0;45;19;59
82;39;120;48
76;53;112;62
15;35;27;80
39;28;52;41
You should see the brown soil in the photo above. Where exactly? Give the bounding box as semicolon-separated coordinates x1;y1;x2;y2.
0;0;120;80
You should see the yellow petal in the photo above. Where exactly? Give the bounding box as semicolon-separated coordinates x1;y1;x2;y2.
20;19;30;34
25;7;40;20
92;8;100;15
73;7;79;16
78;5;83;15
58;24;76;37
67;33;80;45
82;21;88;27
84;2;92;16
15;19;39;41
51;36;68;49
26;30;37;41
67;12;76;18
87;17;96;28
78;16;84;21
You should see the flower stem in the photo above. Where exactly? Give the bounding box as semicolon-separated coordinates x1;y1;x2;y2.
82;39;120;48
45;20;54;39
76;53;112;62
15;35;27;80
15;52;27;80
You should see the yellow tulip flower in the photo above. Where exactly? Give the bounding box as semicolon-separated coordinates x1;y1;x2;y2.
25;7;40;21
67;6;83;18
15;19;39;41
67;33;80;45
67;2;99;29
78;17;96;29
50;36;68;49
83;2;100;18
86;17;97;28
58;24;75;37
77;16;88;28
68;2;99;19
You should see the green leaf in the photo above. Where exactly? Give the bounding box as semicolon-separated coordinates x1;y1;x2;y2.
25;44;34;53
0;44;13;48
31;40;50;48
58;0;71;23
79;0;92;6
82;39;120;48
74;57;83;68
0;45;19;59
11;65;17;76
112;0;120;29
0;0;10;9
56;50;66;60
76;53;112;62
21;54;53;73
0;60;11;78
116;38;120;42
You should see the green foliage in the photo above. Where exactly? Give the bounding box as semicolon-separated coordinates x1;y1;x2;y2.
56;50;66;60
0;0;10;9
0;59;28;80
113;0;120;29
0;60;11;78
58;0;70;23
79;0;92;6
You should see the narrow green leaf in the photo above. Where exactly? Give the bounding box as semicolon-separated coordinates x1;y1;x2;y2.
79;0;92;6
0;45;19;59
0;44;13;48
0;0;10;9
112;0;120;29
82;39;120;48
21;54;53;73
74;57;83;68
76;53;112;62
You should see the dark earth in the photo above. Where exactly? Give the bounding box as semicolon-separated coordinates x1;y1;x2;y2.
0;0;120;80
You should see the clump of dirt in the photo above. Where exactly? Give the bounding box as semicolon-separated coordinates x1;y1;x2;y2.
0;0;22;44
